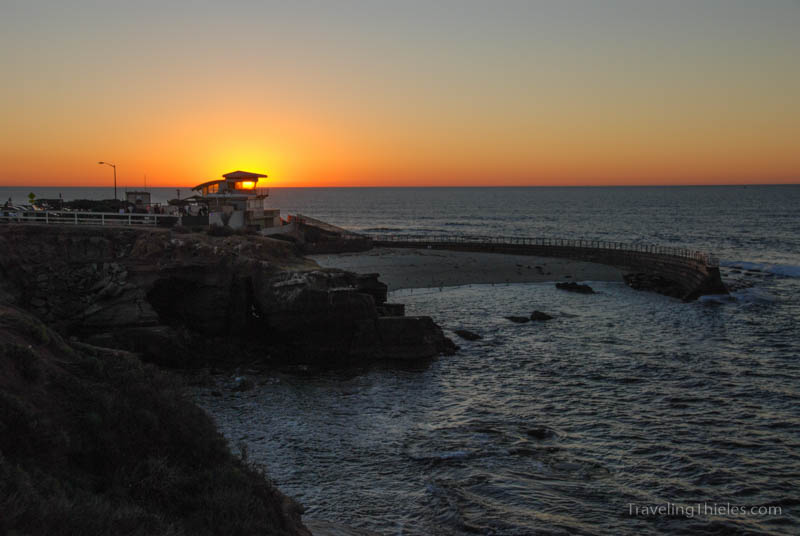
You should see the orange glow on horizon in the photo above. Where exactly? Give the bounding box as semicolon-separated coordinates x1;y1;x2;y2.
1;3;798;189
1;99;797;188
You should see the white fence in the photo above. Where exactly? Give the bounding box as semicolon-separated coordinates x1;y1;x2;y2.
0;210;178;227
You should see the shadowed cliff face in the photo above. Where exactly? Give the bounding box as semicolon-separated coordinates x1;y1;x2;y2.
0;304;312;536
0;225;454;368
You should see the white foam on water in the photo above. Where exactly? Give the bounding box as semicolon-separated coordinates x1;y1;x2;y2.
722;260;800;278
697;293;736;305
729;286;778;305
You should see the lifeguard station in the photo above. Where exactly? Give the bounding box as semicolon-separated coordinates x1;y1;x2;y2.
192;171;281;229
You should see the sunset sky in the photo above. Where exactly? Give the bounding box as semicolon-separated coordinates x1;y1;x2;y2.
1;0;798;187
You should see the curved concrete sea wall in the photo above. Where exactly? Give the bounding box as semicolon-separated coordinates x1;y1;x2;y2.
372;236;727;301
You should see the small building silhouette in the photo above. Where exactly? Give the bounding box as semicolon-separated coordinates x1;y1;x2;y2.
125;191;151;210
192;171;280;229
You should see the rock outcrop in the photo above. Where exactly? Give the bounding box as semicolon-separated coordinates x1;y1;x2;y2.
555;281;595;294
0;225;454;369
453;329;482;341
377;316;457;360
525;426;555;440
623;272;685;299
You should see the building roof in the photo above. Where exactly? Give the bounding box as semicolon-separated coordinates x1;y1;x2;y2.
192;171;268;191
168;195;205;205
222;170;268;179
192;179;225;191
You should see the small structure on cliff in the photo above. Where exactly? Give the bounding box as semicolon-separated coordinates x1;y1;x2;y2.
191;171;281;230
125;191;151;211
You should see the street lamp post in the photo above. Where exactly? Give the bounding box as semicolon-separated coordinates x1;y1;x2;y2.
98;161;117;200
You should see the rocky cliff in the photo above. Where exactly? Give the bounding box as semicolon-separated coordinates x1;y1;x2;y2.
0;225;454;369
0;224;456;535
0;302;311;536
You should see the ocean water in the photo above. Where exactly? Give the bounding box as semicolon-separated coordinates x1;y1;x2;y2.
4;185;798;266
5;185;799;534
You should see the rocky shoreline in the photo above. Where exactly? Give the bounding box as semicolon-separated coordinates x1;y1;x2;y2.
0;225;455;370
0;224;458;535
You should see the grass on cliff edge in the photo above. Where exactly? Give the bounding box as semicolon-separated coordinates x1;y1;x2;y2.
0;305;310;536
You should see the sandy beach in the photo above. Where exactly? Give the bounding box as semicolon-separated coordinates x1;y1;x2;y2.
310;247;623;291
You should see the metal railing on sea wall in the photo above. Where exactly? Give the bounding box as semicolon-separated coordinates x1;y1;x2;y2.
0;210;179;227
367;233;719;268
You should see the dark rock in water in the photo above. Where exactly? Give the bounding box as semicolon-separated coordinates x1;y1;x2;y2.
623;273;684;299
377;316;457;359
729;269;742;274
526;426;554;440
530;311;553;321
509;447;540;457
505;316;530;323
555;282;594;294
454;329;482;341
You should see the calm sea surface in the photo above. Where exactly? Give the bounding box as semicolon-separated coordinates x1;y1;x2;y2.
4;185;799;534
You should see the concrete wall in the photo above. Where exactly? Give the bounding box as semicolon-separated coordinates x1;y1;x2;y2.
289;214;374;254
260;222;296;236
209;210;245;229
373;240;727;300
301;236;373;254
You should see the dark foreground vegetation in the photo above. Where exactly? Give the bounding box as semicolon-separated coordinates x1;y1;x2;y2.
0;304;310;536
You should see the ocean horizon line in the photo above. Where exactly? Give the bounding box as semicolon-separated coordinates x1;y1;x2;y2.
2;182;798;190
